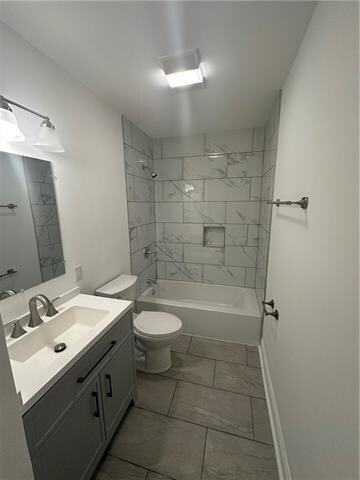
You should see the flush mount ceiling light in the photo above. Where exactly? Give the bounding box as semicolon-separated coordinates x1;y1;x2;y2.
159;49;205;90
0;95;64;153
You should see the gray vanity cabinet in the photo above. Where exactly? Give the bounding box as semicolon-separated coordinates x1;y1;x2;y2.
32;379;105;480
23;312;136;480
101;334;134;437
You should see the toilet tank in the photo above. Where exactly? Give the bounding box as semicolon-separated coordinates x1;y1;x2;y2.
95;274;138;302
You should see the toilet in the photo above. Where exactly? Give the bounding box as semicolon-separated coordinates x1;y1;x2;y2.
95;274;182;373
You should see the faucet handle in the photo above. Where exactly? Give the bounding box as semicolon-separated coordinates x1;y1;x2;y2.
46;296;60;317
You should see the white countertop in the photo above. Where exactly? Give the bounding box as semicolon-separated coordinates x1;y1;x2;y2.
7;294;132;414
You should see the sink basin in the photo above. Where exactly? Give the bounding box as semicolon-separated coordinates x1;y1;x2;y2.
9;306;108;365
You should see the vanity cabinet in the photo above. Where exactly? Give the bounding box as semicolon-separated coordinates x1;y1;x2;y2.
23;311;136;480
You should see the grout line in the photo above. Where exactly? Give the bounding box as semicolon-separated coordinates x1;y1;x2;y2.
201;428;208;477
250;395;255;440
212;360;217;387
108;454;178;480
186;335;193;353
166;379;178;416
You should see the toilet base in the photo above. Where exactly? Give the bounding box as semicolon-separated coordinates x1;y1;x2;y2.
135;343;172;373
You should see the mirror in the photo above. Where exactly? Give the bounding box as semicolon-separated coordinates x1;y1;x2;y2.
0;152;65;301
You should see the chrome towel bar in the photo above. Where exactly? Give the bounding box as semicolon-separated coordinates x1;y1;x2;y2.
0;203;18;209
267;196;309;210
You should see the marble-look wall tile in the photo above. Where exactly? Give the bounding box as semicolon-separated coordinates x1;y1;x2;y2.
250;177;262;201
166;262;203;282
225;246;257;267
184;202;226;224
155;203;183;223
128;202;151;227
156;223;164;241
227;152;263;178
245;268;256;287
205;178;250;201
132;123;153;157
163;180;204;202
203;226;225;247
226;202;260;224
133;176;154;202
129;227;138;252
135;223;156;251
122;116;132;146
225;225;248;246
162;134;204;158
131;247;153;275
252;127;265;152
139;262;157;293
124;144;151;179
164;223;203;244
38;243;63;267
32;205;58;226
24;157;52;183
154;158;183;181
153;138;162;159
183;156;227;179
48;225;61;244
155;182;163;202
247;225;260;246
261;168;275;201
205;129;253;154
157;242;184;262
204;265;246;287
35;226;50;247
157;261;166;279
184;244;224;265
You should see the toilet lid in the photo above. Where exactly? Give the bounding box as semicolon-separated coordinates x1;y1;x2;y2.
134;311;182;338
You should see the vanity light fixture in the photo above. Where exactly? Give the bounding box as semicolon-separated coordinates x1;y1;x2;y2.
159;49;205;90
0;95;64;152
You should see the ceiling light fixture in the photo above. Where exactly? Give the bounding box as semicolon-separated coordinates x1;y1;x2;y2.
159;49;205;90
0;95;64;153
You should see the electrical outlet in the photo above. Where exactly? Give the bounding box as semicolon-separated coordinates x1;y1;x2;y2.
74;265;83;282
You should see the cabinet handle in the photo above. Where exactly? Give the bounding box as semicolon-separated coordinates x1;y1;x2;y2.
78;341;117;383
92;392;100;418
105;374;113;398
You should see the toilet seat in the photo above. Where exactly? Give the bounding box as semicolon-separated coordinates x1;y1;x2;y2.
134;311;182;339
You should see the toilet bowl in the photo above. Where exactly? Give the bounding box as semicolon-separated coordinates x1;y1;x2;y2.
95;274;182;373
134;311;182;373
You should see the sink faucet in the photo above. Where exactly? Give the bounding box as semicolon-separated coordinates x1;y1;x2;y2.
28;295;51;328
46;296;60;317
0;289;17;300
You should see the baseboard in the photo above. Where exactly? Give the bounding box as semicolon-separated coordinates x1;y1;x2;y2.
259;341;292;480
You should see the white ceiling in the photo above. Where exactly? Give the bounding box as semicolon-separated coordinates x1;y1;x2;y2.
1;1;315;138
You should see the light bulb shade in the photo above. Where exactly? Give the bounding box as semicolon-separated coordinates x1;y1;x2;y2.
34;118;64;153
0;99;25;142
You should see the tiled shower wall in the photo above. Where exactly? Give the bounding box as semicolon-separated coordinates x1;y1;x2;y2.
153;128;265;287
255;94;281;306
24;157;65;281
122;116;157;295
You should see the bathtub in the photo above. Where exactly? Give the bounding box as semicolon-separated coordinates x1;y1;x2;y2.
137;280;261;345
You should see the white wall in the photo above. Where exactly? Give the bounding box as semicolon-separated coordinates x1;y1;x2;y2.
0;23;131;479
263;3;358;479
0;22;130;324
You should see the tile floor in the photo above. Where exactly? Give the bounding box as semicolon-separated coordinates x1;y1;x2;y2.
94;335;278;480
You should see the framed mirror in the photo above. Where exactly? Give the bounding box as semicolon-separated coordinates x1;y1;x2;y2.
0;152;65;301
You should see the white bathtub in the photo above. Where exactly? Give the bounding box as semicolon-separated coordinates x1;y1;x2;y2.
137;280;261;345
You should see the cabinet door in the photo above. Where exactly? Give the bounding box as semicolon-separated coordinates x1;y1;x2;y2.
34;379;105;480
101;334;135;437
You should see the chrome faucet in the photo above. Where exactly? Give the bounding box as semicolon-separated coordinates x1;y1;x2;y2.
0;289;17;300
46;296;60;317
28;295;51;328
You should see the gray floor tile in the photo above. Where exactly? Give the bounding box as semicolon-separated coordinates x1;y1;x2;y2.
203;429;278;480
95;456;147;480
168;381;252;438
147;473;173;480
214;361;265;398
161;352;215;386
189;337;247;364
252;397;274;445
110;407;206;480
136;372;177;414
171;334;191;353
247;345;261;368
